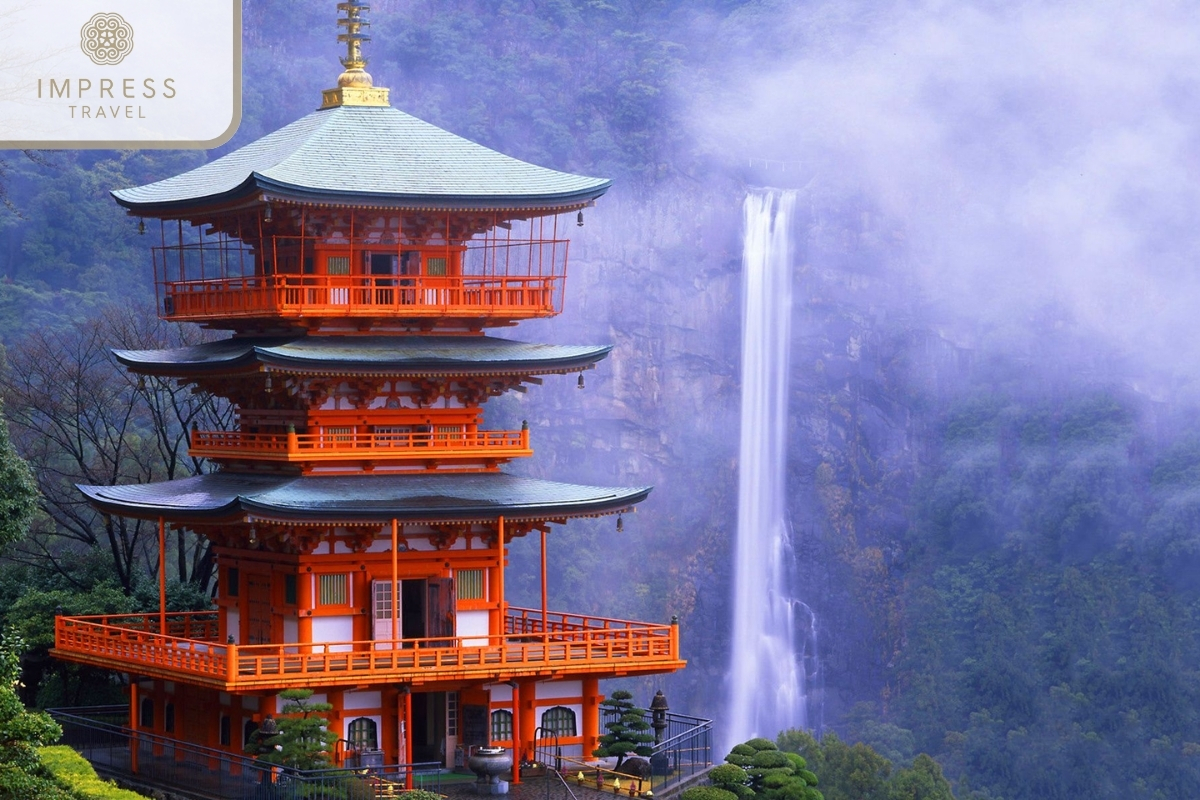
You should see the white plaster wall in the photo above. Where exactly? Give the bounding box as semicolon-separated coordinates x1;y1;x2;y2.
312;616;354;651
536;680;582;700
487;683;512;703
226;609;240;643
344;690;382;711
278;692;328;707
458;610;489;646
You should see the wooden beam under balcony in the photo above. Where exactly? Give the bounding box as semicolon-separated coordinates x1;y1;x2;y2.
51;609;685;692
189;427;532;467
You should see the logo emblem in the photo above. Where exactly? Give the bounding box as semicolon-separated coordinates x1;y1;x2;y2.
80;12;134;65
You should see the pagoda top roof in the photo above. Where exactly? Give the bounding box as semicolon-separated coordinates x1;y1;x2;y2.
78;472;649;525
111;105;611;216
113;335;611;377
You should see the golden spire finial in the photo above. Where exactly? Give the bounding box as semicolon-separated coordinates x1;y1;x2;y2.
321;1;390;109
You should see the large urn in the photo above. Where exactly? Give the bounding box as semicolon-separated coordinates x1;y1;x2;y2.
467;747;513;795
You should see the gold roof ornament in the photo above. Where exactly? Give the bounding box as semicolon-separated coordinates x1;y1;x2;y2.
321;1;390;109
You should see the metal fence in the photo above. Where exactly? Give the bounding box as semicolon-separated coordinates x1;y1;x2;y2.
51;707;443;800
535;709;713;796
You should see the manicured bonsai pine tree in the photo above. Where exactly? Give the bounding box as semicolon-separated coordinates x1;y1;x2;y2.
254;689;338;771
592;690;654;771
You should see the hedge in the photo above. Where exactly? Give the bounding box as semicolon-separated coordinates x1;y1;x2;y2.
37;746;151;800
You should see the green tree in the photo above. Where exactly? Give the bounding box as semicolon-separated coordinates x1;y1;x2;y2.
255;689;338;771
887;755;954;800
723;738;822;800
0;400;37;552
0;628;71;800
593;689;654;770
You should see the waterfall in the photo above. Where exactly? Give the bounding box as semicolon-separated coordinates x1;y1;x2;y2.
726;188;819;751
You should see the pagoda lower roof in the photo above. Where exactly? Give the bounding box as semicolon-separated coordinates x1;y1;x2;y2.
113;335;611;377
77;472;650;524
111;105;610;216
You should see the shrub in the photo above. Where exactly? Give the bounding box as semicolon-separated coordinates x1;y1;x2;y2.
400;791;443;800
0;763;75;800
38;745;148;799
681;787;739;800
745;738;778;752
709;763;749;787
750;750;791;769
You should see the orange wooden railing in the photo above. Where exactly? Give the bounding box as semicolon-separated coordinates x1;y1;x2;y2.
53;608;681;690
189;428;531;463
159;275;562;322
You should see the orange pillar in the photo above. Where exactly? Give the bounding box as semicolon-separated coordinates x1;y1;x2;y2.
518;681;536;771
158;517;167;634
510;682;521;785
129;680;139;774
582;677;600;760
298;567;313;647
391;519;399;647
496;517;506;634
404;690;414;788
540;529;548;641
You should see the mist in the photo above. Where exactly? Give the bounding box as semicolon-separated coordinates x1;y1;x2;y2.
694;0;1200;390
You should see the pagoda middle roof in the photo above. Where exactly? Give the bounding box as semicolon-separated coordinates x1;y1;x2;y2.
113;335;612;377
78;472;650;524
111;105;611;215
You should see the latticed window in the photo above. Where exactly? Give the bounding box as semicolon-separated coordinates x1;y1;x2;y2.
374;425;412;446
348;717;378;751
541;706;576;737
325;426;354;444
319;574;349;606
491;710;513;742
139;697;154;728
457;569;484;600
327;256;351;275
426;257;448;276
436;424;464;442
447;692;459;736
244;720;259;747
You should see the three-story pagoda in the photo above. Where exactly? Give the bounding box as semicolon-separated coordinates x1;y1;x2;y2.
52;3;684;773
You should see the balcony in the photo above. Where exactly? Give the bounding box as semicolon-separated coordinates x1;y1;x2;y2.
160;274;562;324
189;428;532;467
152;232;569;328
52;608;684;692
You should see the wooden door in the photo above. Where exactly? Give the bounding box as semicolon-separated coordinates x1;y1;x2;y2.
326;254;351;305
427;578;455;646
246;574;272;645
372;580;397;650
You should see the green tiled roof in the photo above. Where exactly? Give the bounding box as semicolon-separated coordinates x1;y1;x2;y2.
78;473;650;524
112;105;611;213
113;335;612;376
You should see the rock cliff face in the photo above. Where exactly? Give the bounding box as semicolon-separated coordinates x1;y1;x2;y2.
492;178;970;730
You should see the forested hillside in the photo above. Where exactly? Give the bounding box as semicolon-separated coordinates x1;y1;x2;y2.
1;2;1199;799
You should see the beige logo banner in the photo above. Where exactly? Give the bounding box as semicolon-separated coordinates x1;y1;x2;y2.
0;1;241;148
